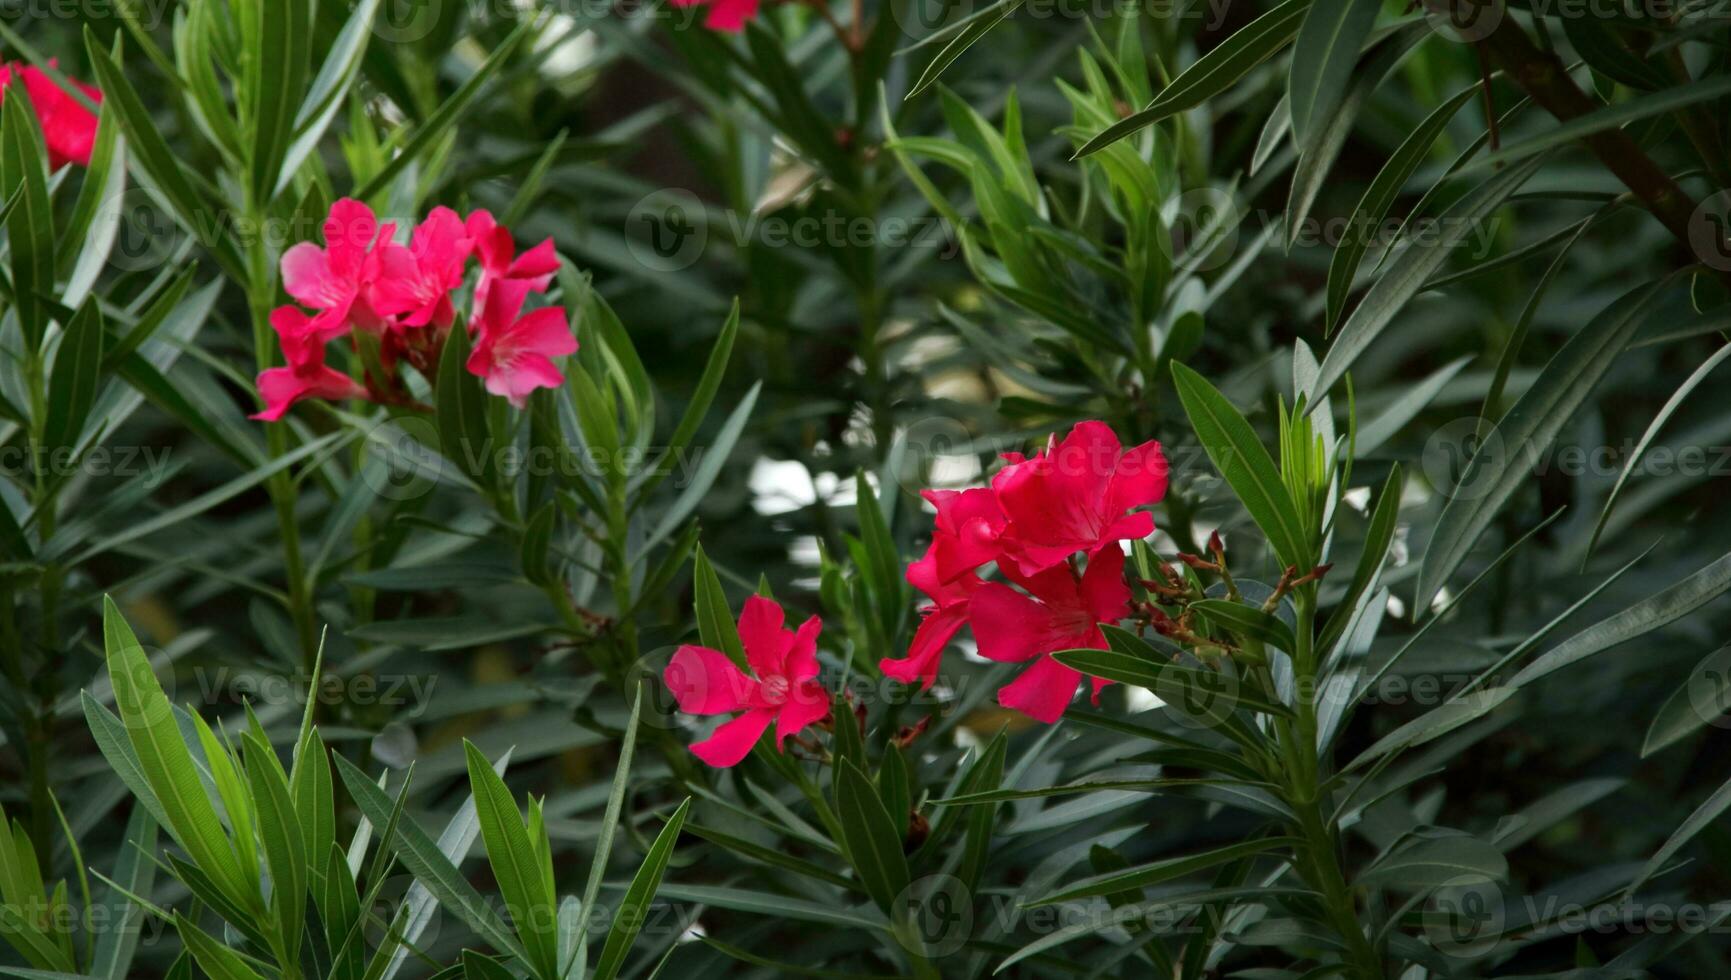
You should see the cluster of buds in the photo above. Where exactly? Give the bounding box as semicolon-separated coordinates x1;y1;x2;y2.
1133;532;1332;665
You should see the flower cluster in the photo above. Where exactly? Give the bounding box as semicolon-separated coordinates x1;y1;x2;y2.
662;596;831;767
0;61;102;170
255;199;572;421
881;421;1168;722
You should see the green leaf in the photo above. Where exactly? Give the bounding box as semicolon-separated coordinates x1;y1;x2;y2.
245;0;311;202
0;92;53;353
1311;153;1546;399
1642;651;1731;757
591;798;690;980
91;807;157;980
1360;832;1508;890
907;0;1025;98
243;730;307;958
834;759;911;914
331;755;526;961
1626;773;1731;898
1190;599;1298;654
81;29;245;280
1288;0;1379;150
41;300;106;461
1172;362;1310;569
637;299;739;500
354;18;535;199
1322;85;1477;328
1466;74;1731;174
1028;836;1301;906
464;741;559;978
1586;342;1731;558
173;912;266;980
1416;281;1663;611
57;104;124;308
435;325;496;490
1348;686;1518;770
278;0;381;195
100;598;252;908
520;502;556;586
692;546;747;669
1075;0;1310;157
1054;643;1292;719
1510;551;1731;689
1318;464;1401;652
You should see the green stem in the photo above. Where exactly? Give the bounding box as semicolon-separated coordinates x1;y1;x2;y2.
245;216;320;675
1285;589;1382;979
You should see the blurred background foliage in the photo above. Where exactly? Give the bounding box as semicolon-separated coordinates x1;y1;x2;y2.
4;0;1731;974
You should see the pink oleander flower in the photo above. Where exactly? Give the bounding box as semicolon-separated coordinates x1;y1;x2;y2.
0;61;101;169
663;596;831;768
372;207;472;329
879;542;982;690
671;0;760;31
281;198;394;339
466;279;577;409
251;308;366;421
969;545;1131;723
466;209;559;313
990;421;1168;575
922;487;1010;584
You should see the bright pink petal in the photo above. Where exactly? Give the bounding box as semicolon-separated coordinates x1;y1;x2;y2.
323;199;379;281
690;708;775;768
665;645;756;715
281;242;347;309
1079;545;1131;625
1107;440;1168;517
969;583;1060;664
998;656;1085;724
880;604;967;689
704;0;759;27
251;364;365;422
774;681;830;747
18;65;100;168
509;239;560;285
783;615;823;684
738;595;790;679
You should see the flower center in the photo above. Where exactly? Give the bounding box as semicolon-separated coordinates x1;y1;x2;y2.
760;675;791;704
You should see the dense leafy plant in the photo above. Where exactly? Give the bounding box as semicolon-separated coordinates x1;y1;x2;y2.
4;0;1731;976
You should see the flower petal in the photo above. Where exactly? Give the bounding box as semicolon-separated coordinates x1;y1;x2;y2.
775;681;830;747
690;708;775;768
665;645;756;715
969;582;1059;663
880;604;967;689
997;656;1084;724
738;595;791;679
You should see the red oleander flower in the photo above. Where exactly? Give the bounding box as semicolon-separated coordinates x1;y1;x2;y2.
969;545;1131;723
664;596;831;768
466;209;560;313
281;198;395;339
671;0;761;31
466;279;578;409
879;542;982;690
251;308;366;421
990;421;1168;575
372;207;473;329
0;61;101;169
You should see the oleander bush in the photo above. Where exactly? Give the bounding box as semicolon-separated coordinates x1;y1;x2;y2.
3;0;1731;976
